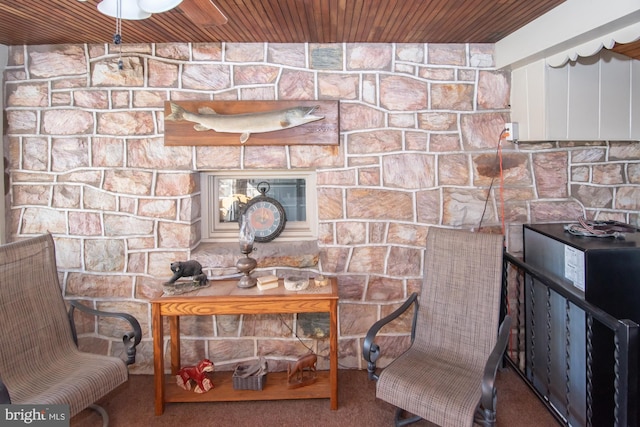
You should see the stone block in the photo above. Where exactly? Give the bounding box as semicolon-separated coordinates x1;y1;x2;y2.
388;223;427;246
155;172;198;196
13;184;51;206
336;222;366;245
66;273;133;298
347;246;387;273
104;214;154;237
6;82;48;107
69;211;101;235
571;185;613;209
443;188;494;227
418;111;457;131
382;153;435;189
439;153;470;185
84;187;117;211
7;110;37;134
209;339;255;367
339;303;378;335
96;301;149;337
28;45;87;78
234;64;279;85
85;239;125;272
530;201;583;222
128;138;192;169
340;103;385;131
52;137;89;171
532;152;568;197
310;44;343;70
387;247;421;277
97;111;154;135
318;73;359;100
148;59;179;87
477;70;510;110
319;247;349;273
278;69;315;99
317;187;343;220
22;207;67;234
74;90;108;109
290;145;343;168
615;187;640;210
366;276;404;301
428;43;465;66
91;57;144;87
348;130;403;154
268;43;306;67
593;164;624;185
346;188;413;220
159;222;194;249
104;170;153;195
346;44;392;71
432;83;475;111
192;43;223;61
182;63;230;90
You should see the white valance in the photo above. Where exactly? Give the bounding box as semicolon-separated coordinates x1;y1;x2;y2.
547;22;640;67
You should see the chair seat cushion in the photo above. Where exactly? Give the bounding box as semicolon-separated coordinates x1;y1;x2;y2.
9;349;128;417
377;349;482;427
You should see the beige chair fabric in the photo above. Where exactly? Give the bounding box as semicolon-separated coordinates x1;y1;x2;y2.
0;234;130;418
373;228;506;427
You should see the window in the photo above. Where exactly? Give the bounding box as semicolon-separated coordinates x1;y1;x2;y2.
201;170;317;242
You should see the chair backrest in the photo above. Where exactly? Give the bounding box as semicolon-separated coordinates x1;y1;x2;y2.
0;234;77;383
413;228;504;370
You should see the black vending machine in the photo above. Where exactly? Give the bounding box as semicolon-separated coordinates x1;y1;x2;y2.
523;222;640;427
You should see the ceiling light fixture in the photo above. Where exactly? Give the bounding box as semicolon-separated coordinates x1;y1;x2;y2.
97;0;152;20
137;0;184;14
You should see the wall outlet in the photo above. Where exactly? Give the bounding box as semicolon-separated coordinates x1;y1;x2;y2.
504;122;519;142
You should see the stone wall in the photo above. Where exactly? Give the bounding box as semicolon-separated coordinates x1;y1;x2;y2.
3;42;640;374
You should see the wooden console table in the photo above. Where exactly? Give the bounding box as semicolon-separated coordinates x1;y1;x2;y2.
152;278;339;415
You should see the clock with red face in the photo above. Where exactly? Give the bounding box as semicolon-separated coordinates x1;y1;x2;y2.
241;183;286;242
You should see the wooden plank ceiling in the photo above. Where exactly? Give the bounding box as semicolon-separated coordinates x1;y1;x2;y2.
0;0;637;61
1;0;565;45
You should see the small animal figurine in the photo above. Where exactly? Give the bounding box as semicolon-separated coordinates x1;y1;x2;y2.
287;352;317;384
176;359;215;393
165;260;203;285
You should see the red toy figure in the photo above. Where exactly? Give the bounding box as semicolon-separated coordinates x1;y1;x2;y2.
176;359;215;393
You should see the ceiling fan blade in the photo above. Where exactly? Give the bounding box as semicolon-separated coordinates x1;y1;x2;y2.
180;0;228;26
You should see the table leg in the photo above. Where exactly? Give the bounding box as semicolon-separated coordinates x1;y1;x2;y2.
152;303;165;415
330;299;339;410
170;316;181;375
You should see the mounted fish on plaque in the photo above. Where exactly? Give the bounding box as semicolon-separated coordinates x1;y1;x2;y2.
163;100;339;146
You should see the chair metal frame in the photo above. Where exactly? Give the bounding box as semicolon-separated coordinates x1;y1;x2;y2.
362;228;511;427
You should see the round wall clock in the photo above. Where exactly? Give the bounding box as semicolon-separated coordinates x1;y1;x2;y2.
241;182;286;242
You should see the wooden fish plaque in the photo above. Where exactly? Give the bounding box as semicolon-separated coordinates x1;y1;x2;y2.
163;100;339;146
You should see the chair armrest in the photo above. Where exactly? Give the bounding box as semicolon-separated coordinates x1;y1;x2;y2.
68;300;142;366
480;315;512;412
362;292;419;380
0;376;11;404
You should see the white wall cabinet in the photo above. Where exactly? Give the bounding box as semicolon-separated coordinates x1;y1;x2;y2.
510;50;640;141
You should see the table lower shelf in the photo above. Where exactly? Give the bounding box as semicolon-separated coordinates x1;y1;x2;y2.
164;370;331;403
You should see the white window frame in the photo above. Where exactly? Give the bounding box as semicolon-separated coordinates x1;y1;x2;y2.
201;170;318;243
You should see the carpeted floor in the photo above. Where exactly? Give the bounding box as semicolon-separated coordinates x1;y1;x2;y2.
71;366;561;427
